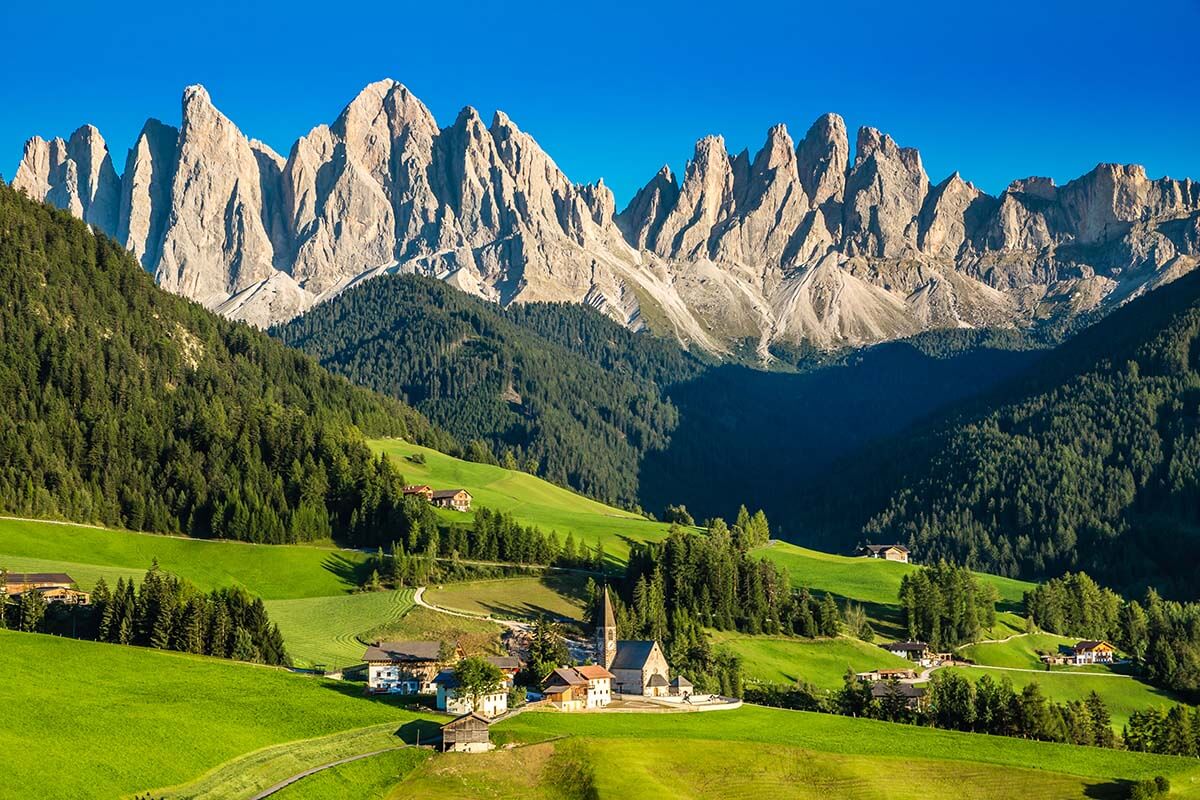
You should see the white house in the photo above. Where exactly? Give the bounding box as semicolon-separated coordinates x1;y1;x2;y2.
362;641;450;694
541;665;613;710
432;669;509;718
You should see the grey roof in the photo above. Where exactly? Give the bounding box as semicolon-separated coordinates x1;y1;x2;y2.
485;655;521;670
611;640;657;671
601;586;617;629
870;681;927;699
646;673;669;688
670;676;692;687
442;712;491;730
883;641;929;653
362;640;442;662
3;572;75;586
432;489;470;499
860;544;908;554
543;667;588;688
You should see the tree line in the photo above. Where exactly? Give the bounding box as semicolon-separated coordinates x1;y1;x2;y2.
1;561;287;666
1026;571;1200;696
0;182;457;549
899;561;999;649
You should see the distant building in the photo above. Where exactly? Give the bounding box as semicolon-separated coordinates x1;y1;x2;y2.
431;489;472;512
1073;641;1116;665
432;669;509;718
870;680;928;711
856;668;917;682
856;544;910;563
441;712;493;753
669;676;693;698
541;665;613;710
596;587;671;696
362;640;455;694
484;654;521;685
1039;652;1071;667
403;485;434;501
882;641;933;666
1;573;88;604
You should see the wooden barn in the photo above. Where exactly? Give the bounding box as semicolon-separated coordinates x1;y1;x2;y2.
441;712;493;753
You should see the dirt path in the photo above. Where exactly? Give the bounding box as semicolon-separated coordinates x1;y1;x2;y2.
248;745;414;799
413;587;592;661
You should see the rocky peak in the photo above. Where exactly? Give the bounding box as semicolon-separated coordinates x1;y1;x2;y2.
13;125;120;235
843;126;929;258
919;172;992;258
617;165;680;250
118;118;179;268
648;134;737;259
1007;176;1058;202
796;112;848;209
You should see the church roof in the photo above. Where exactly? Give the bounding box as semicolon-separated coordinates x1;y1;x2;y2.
611;640;658;670
647;673;669;688
601;586;616;629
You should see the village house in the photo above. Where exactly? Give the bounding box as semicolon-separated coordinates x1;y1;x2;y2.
870;680;928;711
1073;640;1116;666
432;669;509;718
402;484;434;502
596;587;673;696
431;489;472;512
1;572;89;604
669;676;693;698
856;668;918;682
485;654;521;685
541;665;613;710
362;640;457;694
856;544;910;563
440;712;493;753
882;641;934;666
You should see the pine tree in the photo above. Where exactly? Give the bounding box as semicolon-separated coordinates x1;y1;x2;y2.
230;627;258;662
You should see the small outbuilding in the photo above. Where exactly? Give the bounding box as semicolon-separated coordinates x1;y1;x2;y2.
441;712;493;753
669;676;693;697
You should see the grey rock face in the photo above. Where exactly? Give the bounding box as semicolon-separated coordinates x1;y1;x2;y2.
14;82;1200;354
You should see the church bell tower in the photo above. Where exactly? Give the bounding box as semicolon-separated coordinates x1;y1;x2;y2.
597;586;618;669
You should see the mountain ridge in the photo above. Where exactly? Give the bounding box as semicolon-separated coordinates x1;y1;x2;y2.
14;80;1200;352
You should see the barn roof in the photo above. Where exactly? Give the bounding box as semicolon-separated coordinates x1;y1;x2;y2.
442;711;491;730
883;641;929;653
3;572;75;585
362;640;442;662
432;489;470;499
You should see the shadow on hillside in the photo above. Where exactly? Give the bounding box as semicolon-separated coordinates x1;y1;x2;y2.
636;341;1042;543
322;552;371;590
1084;780;1133;799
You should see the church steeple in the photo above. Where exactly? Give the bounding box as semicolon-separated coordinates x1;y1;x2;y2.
597;585;617;669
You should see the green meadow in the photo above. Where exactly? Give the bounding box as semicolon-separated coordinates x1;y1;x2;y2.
710;631;915;689
493;707;1200;794
0;631;440;800
0;517;367;599
396;737;1135;800
423;572;589;622
266;747;430;800
960;632;1080;669
368;439;675;559
266;589;501;669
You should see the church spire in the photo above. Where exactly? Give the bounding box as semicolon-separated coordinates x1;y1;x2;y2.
597;585;617;670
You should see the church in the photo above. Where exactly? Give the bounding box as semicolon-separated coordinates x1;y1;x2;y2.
595;587;672;696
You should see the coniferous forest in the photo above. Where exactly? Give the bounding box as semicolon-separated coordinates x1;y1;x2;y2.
0;183;455;546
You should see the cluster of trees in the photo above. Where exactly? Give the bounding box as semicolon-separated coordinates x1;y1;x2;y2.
1026;572;1200;695
824;269;1200;595
899;562;998;649
753;671;1121;750
613;518;804;637
3;562;286;665
1125;705;1200;757
0;183;455;548
274;274;704;508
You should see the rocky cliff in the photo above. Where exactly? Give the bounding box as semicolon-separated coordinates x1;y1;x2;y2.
14;81;1200;354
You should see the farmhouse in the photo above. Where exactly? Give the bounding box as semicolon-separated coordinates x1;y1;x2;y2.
431;489;472;511
882;641;933;666
432;669;509;717
485;654;521;684
403;485;434;501
857;668;918;682
362;640;456;694
1;573;89;604
856;544;910;563
870;680;928;711
1073;640;1116;665
440;712;493;753
541;665;613;710
596;587;672;696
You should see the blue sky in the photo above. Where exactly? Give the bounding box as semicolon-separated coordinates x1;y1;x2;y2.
2;0;1197;206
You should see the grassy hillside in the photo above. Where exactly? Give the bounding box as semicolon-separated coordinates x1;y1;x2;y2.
493;707;1200;792
0;517;368;599
397;737;1127;799
368;439;675;559
960;632;1079;669
710;631;915;690
266;589;501;669
424;573;589;622
0;631;440;800
274;748;430;800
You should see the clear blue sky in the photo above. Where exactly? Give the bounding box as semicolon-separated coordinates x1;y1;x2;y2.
2;0;1197;206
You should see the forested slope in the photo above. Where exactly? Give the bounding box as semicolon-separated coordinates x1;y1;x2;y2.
275;275;704;507
0;183;453;545
804;268;1200;596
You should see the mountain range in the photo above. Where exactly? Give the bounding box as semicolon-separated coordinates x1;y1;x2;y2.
13;81;1200;353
